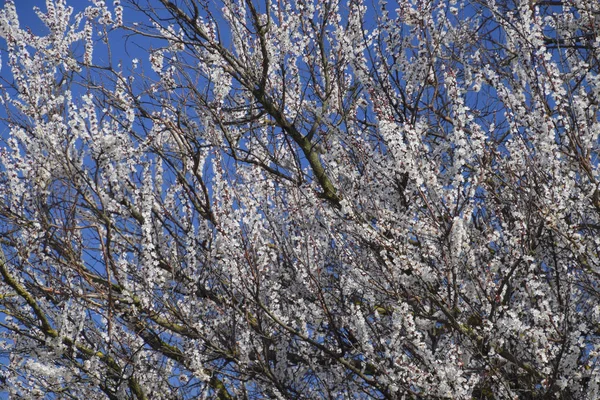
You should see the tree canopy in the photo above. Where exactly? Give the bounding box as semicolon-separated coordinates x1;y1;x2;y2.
0;0;599;398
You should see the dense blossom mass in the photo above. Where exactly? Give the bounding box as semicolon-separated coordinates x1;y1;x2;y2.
0;0;599;398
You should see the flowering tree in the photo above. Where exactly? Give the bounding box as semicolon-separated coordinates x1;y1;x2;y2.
0;0;599;398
